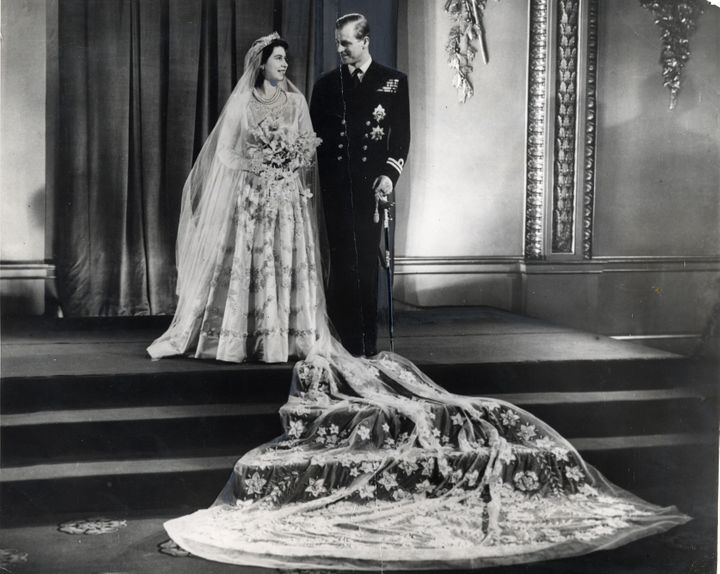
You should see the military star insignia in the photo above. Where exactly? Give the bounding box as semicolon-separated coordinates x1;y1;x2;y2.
372;105;386;122
370;125;385;141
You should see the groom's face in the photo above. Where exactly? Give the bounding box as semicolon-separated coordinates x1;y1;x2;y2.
335;23;368;66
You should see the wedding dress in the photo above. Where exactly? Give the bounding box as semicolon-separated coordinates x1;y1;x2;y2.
162;33;689;570
147;39;321;363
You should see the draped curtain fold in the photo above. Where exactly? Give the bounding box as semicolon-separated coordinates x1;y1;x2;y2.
55;0;274;316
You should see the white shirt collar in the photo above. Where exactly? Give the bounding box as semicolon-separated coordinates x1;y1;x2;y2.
348;57;372;77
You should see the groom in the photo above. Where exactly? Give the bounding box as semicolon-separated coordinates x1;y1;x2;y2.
310;13;410;357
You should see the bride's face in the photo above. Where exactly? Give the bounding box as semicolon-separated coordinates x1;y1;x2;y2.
263;47;288;84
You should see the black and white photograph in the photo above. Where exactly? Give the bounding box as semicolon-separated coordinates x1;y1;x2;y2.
1;0;718;572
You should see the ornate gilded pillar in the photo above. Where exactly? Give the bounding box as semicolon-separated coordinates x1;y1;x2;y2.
551;0;579;254
581;0;598;259
523;0;550;260
524;0;599;260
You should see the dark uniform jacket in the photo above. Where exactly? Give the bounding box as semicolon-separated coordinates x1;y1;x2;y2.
310;61;410;355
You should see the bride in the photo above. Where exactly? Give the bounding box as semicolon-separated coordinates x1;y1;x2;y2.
161;33;689;570
147;35;322;363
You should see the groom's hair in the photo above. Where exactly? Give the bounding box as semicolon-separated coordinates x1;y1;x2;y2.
335;13;369;39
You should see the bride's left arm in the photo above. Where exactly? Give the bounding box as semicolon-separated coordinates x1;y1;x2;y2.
297;94;316;139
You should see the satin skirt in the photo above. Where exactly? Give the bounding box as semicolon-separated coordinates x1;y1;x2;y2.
148;170;319;363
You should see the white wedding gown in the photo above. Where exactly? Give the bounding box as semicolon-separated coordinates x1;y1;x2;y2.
147;90;320;363
158;34;690;571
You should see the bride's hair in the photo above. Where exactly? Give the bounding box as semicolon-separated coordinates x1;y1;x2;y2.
255;38;290;87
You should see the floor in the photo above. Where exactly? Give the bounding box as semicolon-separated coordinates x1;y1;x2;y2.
1;307;679;380
0;511;715;574
1;307;716;573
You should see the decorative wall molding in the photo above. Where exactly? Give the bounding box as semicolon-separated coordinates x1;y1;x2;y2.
523;0;550;260
591;255;720;262
396;256;523;265
394;256;522;276
0;262;56;280
395;255;720;276
609;333;705;357
639;0;705;110
611;334;702;341
551;0;580;254
590;255;720;274
444;0;496;103
581;0;598;260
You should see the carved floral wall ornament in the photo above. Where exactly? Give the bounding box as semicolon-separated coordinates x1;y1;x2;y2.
552;0;580;253
525;0;598;260
524;0;550;260
640;0;705;109
582;0;599;260
444;0;499;102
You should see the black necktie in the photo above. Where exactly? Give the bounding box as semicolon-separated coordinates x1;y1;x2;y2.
352;69;361;89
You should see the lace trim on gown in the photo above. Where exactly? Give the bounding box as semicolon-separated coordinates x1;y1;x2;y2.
164;352;690;570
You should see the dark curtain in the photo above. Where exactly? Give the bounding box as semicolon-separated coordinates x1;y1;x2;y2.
315;0;398;78
281;0;316;98
55;0;274;316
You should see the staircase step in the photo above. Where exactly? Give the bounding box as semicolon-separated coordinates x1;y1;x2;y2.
2;389;715;466
0;409;284;466
1;433;714;523
3;358;715;415
428;358;716;396
0;368;294;414
1;402;282;426
2;433;713;483
2;387;709;427
1;454;239;482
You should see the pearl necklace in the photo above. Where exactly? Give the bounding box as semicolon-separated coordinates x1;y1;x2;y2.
252;87;282;105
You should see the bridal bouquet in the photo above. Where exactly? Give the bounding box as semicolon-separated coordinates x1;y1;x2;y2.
247;116;322;184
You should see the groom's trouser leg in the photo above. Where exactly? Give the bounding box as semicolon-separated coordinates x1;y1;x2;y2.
326;250;364;354
323;193;380;355
352;184;381;355
323;199;365;355
356;223;380;355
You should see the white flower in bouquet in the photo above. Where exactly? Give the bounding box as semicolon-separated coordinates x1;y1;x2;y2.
247;116;322;181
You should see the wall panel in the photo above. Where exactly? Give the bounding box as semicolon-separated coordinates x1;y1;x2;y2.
396;0;529;258
594;1;720;256
0;0;49;314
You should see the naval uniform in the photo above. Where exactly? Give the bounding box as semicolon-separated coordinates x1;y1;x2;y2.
310;61;410;355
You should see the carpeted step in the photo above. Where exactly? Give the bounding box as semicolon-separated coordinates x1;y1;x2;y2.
1;434;714;525
2;357;714;415
1;388;715;467
0;404;283;467
0;366;295;414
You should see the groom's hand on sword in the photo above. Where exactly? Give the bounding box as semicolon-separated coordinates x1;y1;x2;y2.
372;176;394;223
373;175;393;207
